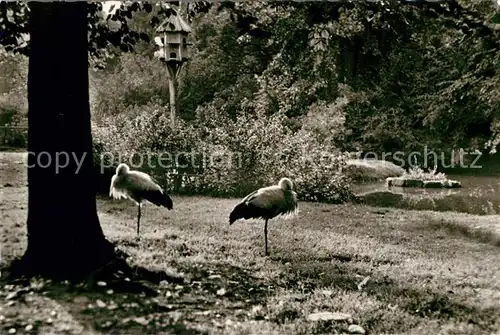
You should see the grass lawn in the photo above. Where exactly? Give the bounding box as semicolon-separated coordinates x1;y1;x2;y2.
1;151;500;334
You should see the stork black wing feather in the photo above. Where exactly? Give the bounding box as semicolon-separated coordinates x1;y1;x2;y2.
140;189;173;210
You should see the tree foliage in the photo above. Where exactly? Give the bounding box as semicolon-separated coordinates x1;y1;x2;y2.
0;1;212;67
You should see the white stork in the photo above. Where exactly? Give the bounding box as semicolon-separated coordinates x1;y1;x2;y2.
229;177;298;256
109;163;173;236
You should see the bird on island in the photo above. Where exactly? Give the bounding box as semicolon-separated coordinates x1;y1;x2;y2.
109;163;173;236
229;177;299;256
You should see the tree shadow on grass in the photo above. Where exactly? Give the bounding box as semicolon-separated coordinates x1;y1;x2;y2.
2;243;276;334
62;261;270;334
2;243;210;334
5;241;182;291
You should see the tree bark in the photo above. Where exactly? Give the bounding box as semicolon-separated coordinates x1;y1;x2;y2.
168;75;177;129
166;64;179;129
20;2;114;279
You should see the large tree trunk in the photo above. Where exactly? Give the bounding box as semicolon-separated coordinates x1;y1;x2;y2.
20;2;114;279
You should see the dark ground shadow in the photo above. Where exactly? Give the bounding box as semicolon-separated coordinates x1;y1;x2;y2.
2;245;205;334
421;219;500;249
1;244;273;335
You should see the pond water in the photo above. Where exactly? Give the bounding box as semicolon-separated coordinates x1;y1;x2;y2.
353;174;500;215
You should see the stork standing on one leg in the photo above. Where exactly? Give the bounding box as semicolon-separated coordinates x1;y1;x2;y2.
109;163;173;236
229;178;298;256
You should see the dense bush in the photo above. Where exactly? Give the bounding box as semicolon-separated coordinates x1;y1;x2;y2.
89;53;170;121
93;100;354;202
0;124;27;148
0;53;28;148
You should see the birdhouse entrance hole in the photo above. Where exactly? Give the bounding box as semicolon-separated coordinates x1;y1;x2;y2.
170;52;177;59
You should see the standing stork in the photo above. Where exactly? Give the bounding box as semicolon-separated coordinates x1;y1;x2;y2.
229;177;298;256
109;163;173;236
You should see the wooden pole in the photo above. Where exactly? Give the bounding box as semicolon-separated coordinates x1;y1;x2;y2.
175;63;183;123
166;64;177;129
166;61;184;129
168;77;176;129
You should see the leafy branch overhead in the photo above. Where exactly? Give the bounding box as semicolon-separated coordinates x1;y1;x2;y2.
1;0;496;61
0;1;212;66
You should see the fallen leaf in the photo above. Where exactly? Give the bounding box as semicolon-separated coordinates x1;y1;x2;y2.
348;324;366;334
357;276;370;291
101;321;113;328
322;290;333;296
132;316;148;325
307;312;352;322
5;292;18;300
96;300;106;308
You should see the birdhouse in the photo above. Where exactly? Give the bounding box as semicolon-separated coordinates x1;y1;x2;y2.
154;10;192;63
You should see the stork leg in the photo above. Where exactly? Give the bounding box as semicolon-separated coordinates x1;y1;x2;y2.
137;203;141;236
264;219;269;256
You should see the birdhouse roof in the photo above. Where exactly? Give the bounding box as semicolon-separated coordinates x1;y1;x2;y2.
156;12;192;33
